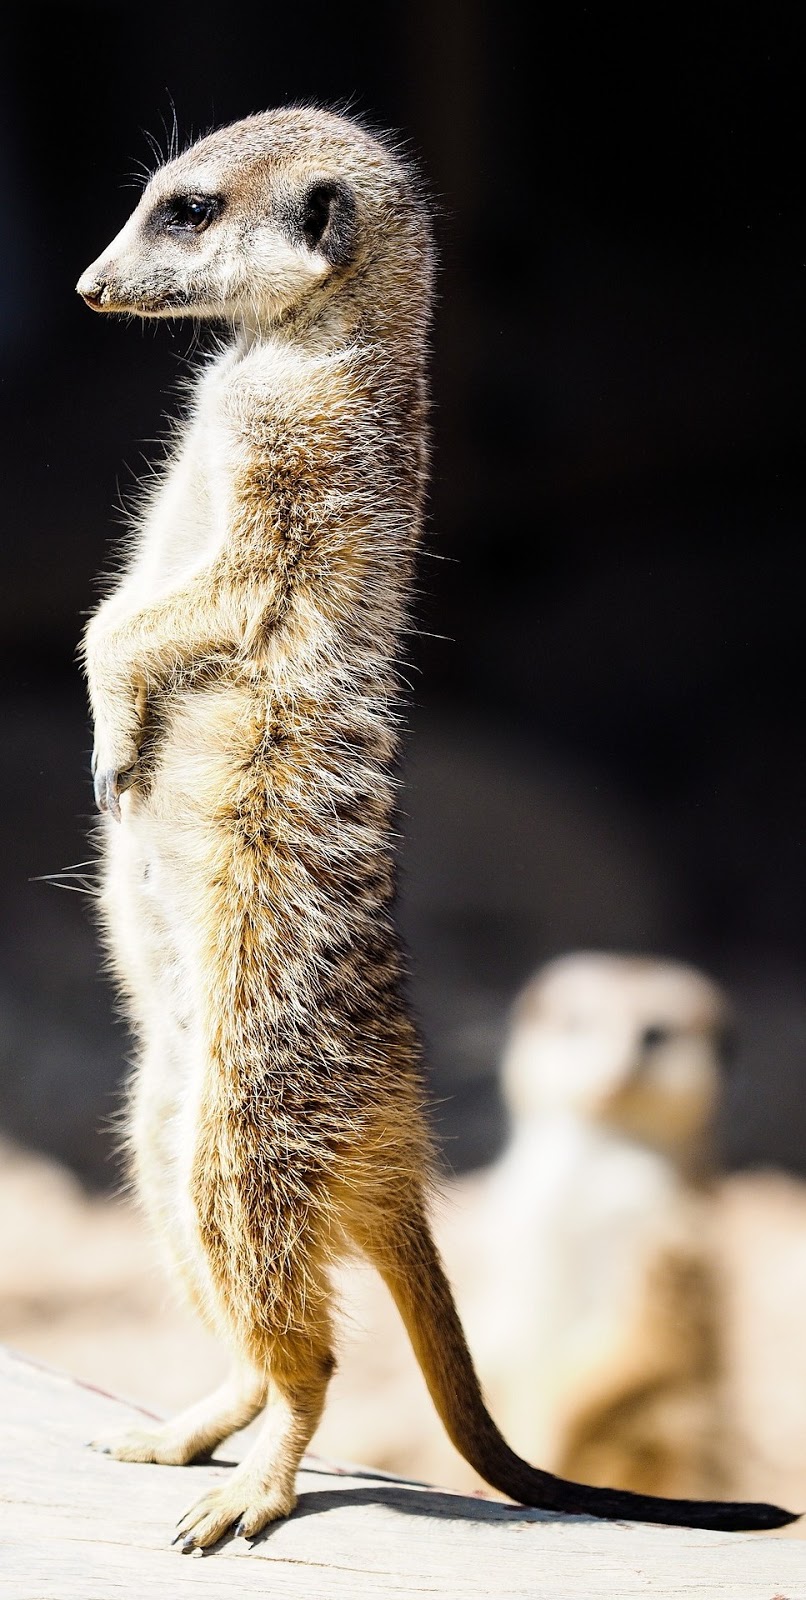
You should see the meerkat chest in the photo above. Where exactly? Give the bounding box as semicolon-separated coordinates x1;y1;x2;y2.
482;1119;680;1324
133;355;246;596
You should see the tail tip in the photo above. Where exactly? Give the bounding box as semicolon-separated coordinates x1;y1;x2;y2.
736;1503;800;1533
765;1504;801;1530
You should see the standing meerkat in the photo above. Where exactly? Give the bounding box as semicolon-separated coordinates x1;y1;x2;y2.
76;107;794;1548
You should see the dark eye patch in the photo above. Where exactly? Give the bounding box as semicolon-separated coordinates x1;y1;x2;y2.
151;194;223;234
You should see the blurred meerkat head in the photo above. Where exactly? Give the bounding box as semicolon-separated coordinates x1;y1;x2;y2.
501;953;732;1155
76;106;431;330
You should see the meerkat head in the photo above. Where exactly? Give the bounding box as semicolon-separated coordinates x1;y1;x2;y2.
76;107;429;330
501;953;732;1156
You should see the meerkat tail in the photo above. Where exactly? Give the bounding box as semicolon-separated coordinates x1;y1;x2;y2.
374;1211;798;1532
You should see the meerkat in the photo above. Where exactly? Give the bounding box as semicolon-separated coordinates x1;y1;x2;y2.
464;953;731;1498
75;107;794;1548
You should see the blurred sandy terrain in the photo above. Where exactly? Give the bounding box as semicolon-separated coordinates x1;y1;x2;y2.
3;1137;806;1529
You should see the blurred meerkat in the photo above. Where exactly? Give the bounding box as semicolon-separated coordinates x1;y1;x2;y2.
75;108;791;1548
472;953;731;1498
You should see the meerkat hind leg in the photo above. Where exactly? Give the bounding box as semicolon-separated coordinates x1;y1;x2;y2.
89;1363;269;1466
174;1328;335;1551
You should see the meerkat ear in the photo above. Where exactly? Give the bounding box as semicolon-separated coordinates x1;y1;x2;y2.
300;179;357;267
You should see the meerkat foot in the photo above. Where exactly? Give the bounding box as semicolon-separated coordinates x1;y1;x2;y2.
168;1337;331;1552
89;1368;270;1467
173;1472;297;1551
89;1421;208;1466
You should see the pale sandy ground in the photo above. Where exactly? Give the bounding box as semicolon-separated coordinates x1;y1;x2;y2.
3;1138;806;1532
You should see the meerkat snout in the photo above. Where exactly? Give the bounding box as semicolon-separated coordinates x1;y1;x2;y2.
76;270;111;310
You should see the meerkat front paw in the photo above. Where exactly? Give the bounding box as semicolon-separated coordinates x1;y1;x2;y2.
91;741;140;821
88;1422;203;1466
85;623;147;819
172;1475;297;1552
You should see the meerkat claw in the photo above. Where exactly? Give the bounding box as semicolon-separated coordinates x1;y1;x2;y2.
94;763;137;820
94;767;120;819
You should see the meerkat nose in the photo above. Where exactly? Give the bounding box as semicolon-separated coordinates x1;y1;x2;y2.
76;267;108;309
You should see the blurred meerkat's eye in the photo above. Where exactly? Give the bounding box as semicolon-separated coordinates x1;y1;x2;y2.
640;1024;673;1051
161;194;221;233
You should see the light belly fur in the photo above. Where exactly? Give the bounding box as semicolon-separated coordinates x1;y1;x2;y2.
100;682;261;1327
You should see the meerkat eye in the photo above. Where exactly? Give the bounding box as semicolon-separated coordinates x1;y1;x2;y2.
161;194;222;233
640;1024;673;1051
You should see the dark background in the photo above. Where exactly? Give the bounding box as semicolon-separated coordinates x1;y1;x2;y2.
1;4;805;1184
